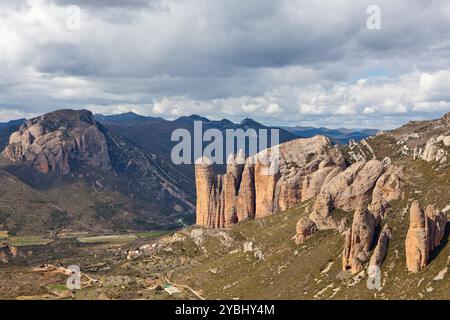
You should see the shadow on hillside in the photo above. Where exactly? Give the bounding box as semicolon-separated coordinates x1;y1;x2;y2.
429;221;450;264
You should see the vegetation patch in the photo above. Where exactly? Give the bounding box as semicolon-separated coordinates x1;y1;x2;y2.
135;231;169;239
9;235;51;247
77;234;138;244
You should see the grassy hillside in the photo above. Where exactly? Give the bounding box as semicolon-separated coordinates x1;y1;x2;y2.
0;160;191;236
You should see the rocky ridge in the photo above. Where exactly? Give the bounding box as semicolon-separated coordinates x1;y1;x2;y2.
0;109;196;234
195;135;345;228
2;110;110;174
195;136;405;274
195;112;449;277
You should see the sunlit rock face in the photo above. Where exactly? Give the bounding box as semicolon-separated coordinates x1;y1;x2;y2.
195;135;345;228
2;109;110;174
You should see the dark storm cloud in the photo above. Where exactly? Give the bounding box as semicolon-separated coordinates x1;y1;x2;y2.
0;0;449;126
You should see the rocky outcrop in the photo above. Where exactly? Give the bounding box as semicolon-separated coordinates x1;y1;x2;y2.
309;160;385;230
368;167;402;223
425;204;447;253
405;201;429;273
294;159;401;274
195;157;216;227
293;216;317;244
2;109;110;174
195;136;345;228
405;201;447;273
236;158;256;221
194;134;405;277
301;163;343;202
421;137;448;163
369;224;392;267
342;207;376;274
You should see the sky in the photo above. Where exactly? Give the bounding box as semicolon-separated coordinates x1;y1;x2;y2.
1;0;450;128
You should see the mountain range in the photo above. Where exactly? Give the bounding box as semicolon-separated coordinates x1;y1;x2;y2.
0;109;449;300
0;110;410;237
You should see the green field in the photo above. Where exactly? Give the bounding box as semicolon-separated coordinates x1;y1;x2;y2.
1;230;170;246
9;235;52;247
135;230;169;239
76;234;138;244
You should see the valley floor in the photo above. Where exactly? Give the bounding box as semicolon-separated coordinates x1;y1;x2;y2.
1;201;449;300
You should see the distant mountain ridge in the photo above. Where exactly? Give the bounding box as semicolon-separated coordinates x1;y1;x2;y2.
92;111;378;143
0;110;195;235
281;125;379;144
94;112;297;178
0;110;381;235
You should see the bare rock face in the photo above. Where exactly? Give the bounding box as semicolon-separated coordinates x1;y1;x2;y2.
443;136;450;147
294;159;402;266
236;159;256;221
195;157;215;227
195;136;345;228
421;137;448;163
369;224;392;267
405;201;429;273
368;167;402;223
425;204;447;253
2;109;110;174
309;160;385;230
301;162;343;202
342;207;376;274
405;202;447;273
254;153;281;219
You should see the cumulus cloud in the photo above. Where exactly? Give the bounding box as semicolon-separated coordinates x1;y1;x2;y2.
0;0;449;128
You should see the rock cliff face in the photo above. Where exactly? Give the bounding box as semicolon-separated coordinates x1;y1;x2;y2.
195;134;403;243
342;206;376;274
369;224;392;268
294;160;402;253
405;201;430;273
2;109;110;174
405;201;447;273
195;136;345;228
309;160;386;230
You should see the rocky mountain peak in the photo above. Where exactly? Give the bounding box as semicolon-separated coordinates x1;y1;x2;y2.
1;109;110;174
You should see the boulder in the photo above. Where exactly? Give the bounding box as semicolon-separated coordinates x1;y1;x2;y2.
293;217;317;244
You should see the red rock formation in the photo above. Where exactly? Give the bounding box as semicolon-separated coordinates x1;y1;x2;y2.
342;207;376;274
195;136;344;228
405;201;429;273
195;157;215;227
236;159;256;221
404;201;446;273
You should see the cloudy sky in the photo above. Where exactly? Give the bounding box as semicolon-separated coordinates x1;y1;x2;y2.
1;0;450;128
